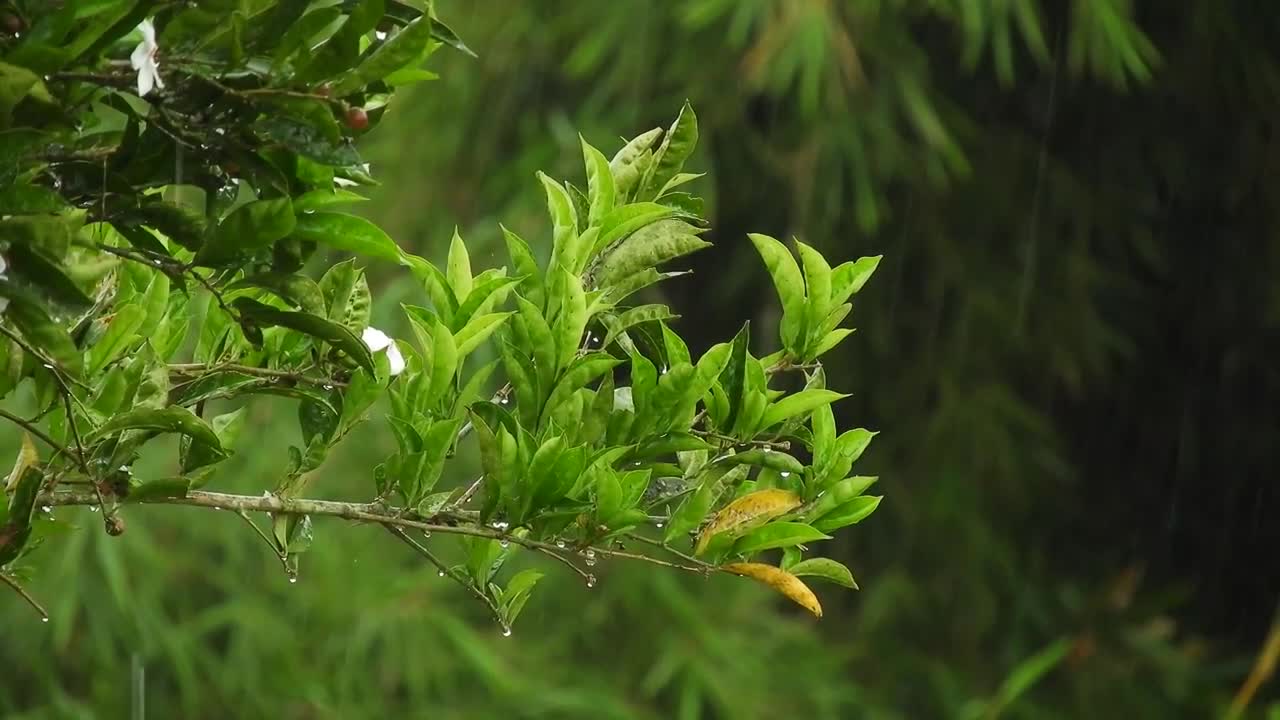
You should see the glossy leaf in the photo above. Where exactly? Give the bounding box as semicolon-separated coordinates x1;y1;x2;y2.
788;557;859;590
233;298;376;375
734;522;830;555
294;212;400;263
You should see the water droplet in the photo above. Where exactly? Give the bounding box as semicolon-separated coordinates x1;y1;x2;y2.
555;540;566;549
375;30;388;41
322;384;333;391
655;522;665;529
499;539;509;548
584;549;597;567
41;617;49;623
437;570;446;577
41;506;52;513
421;530;431;538
763;447;773;453
89;505;99;513
214;127;225;135
213;506;222;511
585;574;597;588
42;363;53;369
780;471;791;478
492;520;509;531
288;577;298;584
499;396;509;405
660;366;669;375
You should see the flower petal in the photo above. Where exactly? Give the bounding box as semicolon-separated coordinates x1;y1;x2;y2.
362;326;392;352
0;253;7;275
138;19;157;47
136;66;154;97
385;342;406;377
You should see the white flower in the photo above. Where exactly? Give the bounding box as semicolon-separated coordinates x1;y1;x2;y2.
362;326;405;376
130;20;164;98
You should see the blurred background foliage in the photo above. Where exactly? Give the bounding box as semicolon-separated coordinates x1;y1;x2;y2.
4;0;1279;717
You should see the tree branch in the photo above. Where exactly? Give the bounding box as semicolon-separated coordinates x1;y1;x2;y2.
41;489;720;576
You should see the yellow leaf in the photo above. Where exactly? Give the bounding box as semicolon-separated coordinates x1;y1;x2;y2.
723;562;823;618
5;432;38;494
695;488;800;555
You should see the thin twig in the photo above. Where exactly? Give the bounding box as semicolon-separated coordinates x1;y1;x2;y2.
384;524;506;629
168;363;347;388
0;325;92;392
691;428;790;452
625;532;713;571
0;573;49;621
1227;601;1280;719
236;510;287;561
454;475;485;507
533;546;592;582
0;409;73;460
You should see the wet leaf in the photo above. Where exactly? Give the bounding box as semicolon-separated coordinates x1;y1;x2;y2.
733;522;830;555
87;406;224;455
233;298;376;375
294;212;399;263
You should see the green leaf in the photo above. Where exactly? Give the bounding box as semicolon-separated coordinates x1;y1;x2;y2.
599;305;678;350
760;389;848;429
610;127;662;200
718;449;805;475
446;229;473;301
293;188;368;212
426;315;458;407
454;312;511;358
294;212;400;262
502;226;543;307
87;407;224;454
540;353;620;430
255;116;362;166
0;467;43;566
86;304;145;375
748;233;806;350
539;172;579;266
811;495;882;533
231;273;327;316
809;328;854;359
597;219;709;287
788;557;858;589
454;274;520;331
192;196;294;266
734;522;830;555
0;284;81;375
641;101;699;199
514;295;556;391
719;323;750;431
233;298;376;375
592;202;678;258
805;476;878;520
831;255;882;305
581;138;616;226
329;14;438;95
795;241;831;350
553;267;588;372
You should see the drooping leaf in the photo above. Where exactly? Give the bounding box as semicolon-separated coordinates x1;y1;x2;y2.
87;406;224;455
233;298;376;374
721;562;823;618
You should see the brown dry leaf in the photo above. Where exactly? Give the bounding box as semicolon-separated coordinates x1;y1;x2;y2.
695;488;801;555
5;432;38;493
723;562;823;618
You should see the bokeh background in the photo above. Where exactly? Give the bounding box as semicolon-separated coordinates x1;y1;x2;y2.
3;1;1280;717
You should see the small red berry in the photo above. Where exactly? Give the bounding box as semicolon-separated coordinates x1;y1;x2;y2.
344;106;369;131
